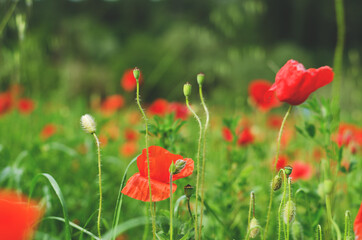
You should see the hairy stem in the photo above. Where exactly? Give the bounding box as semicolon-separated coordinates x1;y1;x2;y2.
170;173;174;240
92;133;102;239
326;194;341;240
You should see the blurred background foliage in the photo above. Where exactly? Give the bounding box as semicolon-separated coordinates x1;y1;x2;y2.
0;0;361;118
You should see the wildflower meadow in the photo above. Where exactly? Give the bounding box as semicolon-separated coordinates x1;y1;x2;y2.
1;1;362;240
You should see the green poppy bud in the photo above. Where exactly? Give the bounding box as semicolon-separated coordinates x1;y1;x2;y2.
169;161;176;174
272;174;282;191
283;200;296;224
249;217;260;238
323;179;333;195
184;184;194;199
197;73;205;85
183;83;192;97
133;67;140;80
173;159;186;174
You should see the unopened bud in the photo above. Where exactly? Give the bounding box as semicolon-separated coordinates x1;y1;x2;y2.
283;200;296;224
183;83;192;97
272;175;282;191
249;217;260;238
174;159;186;174
81;114;96;134
284;166;293;176
169;161;176;174
292;220;303;240
197;73;205;85
184;184;194;199
133;67;140;80
324;179;333;195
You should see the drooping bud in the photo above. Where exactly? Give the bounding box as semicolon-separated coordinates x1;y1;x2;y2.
283;200;296;224
81;114;96;134
292;220;303;240
323;179;333;195
183;83;192;97
284;165;293;176
197;73;205;86
184;184;194;199
249;217;260;238
272;174;282;191
169;161;176;174
133;67;140;80
173;159;186;174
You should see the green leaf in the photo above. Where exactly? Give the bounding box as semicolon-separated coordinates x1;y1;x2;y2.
305;122;316;138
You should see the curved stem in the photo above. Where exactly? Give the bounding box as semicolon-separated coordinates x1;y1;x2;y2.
136;79;156;240
199;84;210;239
326;194;342;240
170;173;173;240
185;97;203;240
187;198;193;220
92;133;102;239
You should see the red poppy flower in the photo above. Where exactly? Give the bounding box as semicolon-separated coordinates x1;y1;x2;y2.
99;135;108;147
101;95;125;115
335;123;358;147
18;98;35;114
121;69;142;92
168;102;189;120
0;190;44;240
267;115;283;129
237;127;254;146
122;146;194;202
267;59;334;105
40;124;57;140
249;79;281;111
354;202;362;239
222;127;233;142
148;99;169;116
0;92;13;116
120;142;138;158
124;129;138;141
272;155;288;171
289;161;312;181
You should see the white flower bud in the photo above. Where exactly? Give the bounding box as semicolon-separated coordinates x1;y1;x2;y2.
81;114;96;134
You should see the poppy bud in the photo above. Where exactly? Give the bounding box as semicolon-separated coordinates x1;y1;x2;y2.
323;179;333;195
174;159;186;174
284;166;293;176
249;217;260;238
133;67;140;80
184;184;194;199
197;73;205;85
292;220;303;240
272;175;282;191
169;161;176;174
283;200;296;224
183;83;192;97
81;114;96;134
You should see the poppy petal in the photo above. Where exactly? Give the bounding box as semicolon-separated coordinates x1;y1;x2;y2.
355;202;362;239
121;173;177;202
172;158;194;181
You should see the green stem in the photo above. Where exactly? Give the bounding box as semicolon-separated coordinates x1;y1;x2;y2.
199;84;210;239
187;198;193;220
92;133;102;239
136;77;156;240
247;192;255;240
185;97;203;240
278;170;287;240
343;211;349;240
286;178;292;240
170;173;173;240
326;194;342;240
0;0;19;37
317;225;323;240
264;188;274;240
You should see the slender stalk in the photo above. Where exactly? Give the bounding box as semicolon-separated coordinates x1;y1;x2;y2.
170;173;174;240
0;0;19;36
277;170;287;240
317;225;323;240
286;178;292;240
247;192;255;240
187;198;193;220
135;73;156;240
264;105;293;240
185;96;203;240
142;206;149;240
326;195;342;240
92;133;102;239
199;84;210;239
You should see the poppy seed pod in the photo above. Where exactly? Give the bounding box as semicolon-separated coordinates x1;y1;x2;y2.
197;73;205;85
284;166;293;176
283;200;296;224
81;114;96;134
292;220;303;240
272;174;282;191
184;184;194;199
249;217;260;238
183;83;192;97
133;67;140;80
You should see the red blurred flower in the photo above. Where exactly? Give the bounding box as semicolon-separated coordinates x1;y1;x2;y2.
0;92;12;116
122;146;194;202
18;98;35;114
40;124;57;140
273;155;288;171
120;142;138;158
267;115;283;129
267;59;334;105
99;135;108;147
168;102;189;120
101;95;125;115
0;190;44;240
335;123;358;147
222;127;233;142
289;161;312;181
354;202;362;239
237;127;254;146
124;129;138;141
102;121;120;140
148;99;169;116
249;79;281;111
121;69;142;92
